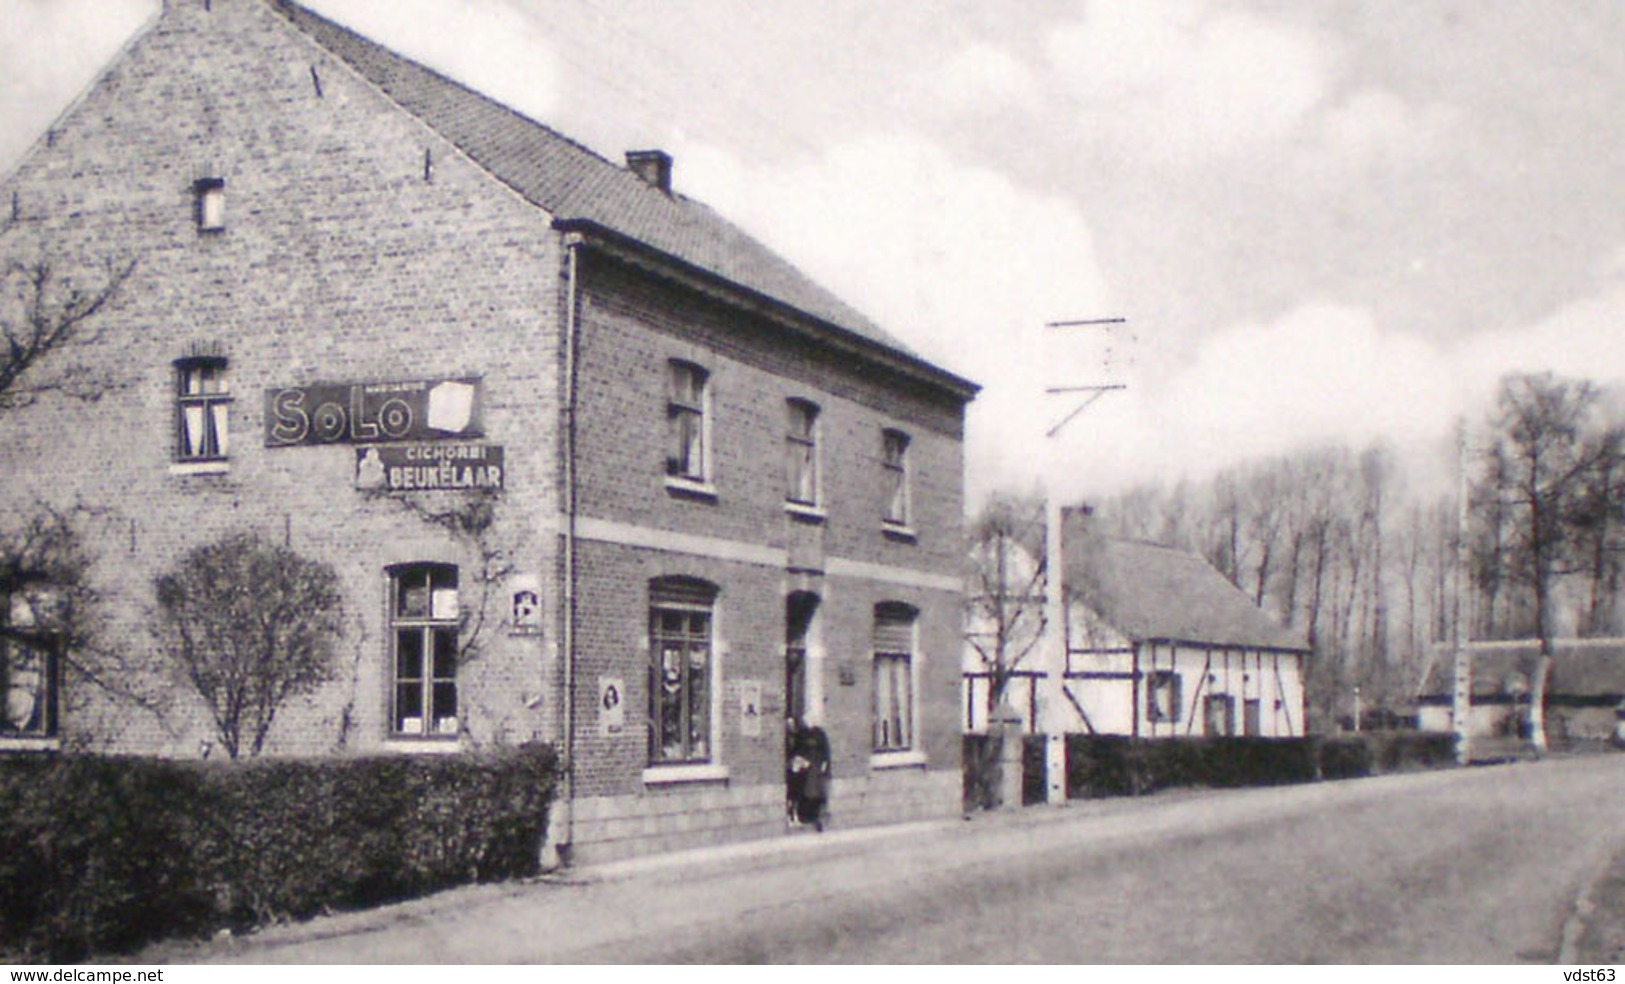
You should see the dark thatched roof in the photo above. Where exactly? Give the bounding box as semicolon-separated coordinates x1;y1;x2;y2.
1062;511;1309;653
1417;642;1625;700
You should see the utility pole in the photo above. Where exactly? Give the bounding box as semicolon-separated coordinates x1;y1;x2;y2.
1452;418;1474;766
1041;317;1126;805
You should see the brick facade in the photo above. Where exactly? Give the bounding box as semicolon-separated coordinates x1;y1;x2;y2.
0;0;975;863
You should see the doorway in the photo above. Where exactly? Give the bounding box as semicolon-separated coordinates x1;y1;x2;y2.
785;591;818;810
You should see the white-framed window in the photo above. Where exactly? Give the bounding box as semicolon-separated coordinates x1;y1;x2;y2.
389;564;460;739
175;357;230;463
649;576;717;765
785;398;820;507
873;602;917;752
2;592;60;740
1147;671;1181;724
665;360;709;483
882;429;911;527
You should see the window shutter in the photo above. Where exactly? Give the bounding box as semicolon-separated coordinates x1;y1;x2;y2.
650;576;718;608
873;608;914;654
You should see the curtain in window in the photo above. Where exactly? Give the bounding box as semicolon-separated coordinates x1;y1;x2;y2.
873;605;915;751
649;578;718;764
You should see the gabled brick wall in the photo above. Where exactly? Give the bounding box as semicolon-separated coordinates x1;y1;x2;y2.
1;0;973;861
1;0;564;756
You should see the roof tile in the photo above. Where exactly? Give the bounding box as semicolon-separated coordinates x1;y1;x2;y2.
1063;512;1309;652
267;0;931;368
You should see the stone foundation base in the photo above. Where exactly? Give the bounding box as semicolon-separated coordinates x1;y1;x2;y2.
567;767;961;865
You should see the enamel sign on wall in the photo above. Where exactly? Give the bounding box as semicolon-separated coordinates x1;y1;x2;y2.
265;377;482;446
354;443;504;492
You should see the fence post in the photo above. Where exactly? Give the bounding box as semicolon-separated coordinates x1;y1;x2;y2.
990;702;1026;809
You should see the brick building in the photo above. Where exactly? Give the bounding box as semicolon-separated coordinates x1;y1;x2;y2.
0;0;976;863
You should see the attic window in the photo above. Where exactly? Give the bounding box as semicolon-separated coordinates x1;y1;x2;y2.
194;178;225;233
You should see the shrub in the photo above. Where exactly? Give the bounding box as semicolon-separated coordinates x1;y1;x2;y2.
154;533;345;760
1066;735;1324;798
0;744;559;961
1365;731;1456;772
0;754;214;960
1317;736;1375;779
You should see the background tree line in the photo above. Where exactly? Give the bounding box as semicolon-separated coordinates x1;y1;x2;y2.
967;371;1625;738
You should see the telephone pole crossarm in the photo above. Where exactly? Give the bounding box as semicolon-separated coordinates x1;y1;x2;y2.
1045;385;1126;439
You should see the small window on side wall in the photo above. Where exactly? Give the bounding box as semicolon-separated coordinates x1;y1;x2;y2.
175;357;230;463
2;592;60;740
1147;671;1181;724
194;177;225;233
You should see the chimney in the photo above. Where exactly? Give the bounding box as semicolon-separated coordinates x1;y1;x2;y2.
625;150;673;195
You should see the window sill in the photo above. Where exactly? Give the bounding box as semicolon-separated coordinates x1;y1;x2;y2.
383;738;465;754
881;522;917;542
665;476;718;502
870;749;927;770
642;763;729;786
784;501;826;523
0;737;61;753
169;460;230;476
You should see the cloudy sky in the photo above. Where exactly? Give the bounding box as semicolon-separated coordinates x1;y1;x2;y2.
4;0;1625;504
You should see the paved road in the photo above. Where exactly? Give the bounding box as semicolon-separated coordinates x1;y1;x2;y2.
177;755;1625;963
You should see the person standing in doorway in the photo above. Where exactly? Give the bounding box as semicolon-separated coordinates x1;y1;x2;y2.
788;717;832;831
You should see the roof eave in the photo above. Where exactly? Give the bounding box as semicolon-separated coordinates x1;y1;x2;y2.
556;218;980;404
1137;636;1313;657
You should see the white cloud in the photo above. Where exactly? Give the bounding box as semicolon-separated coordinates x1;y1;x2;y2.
0;0;156;173
1041;0;1454;179
1045;0;1330;164
676;132;1111;500
306;0;561;123
1301;88;1461;179
911;42;1041;120
1054;303;1459;496
1465;283;1625;399
1047;268;1625;501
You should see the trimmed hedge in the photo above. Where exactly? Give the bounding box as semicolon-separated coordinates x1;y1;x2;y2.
0;744;559;961
1365;731;1457;772
1065;735;1322;798
1316;736;1375;780
1061;732;1459;800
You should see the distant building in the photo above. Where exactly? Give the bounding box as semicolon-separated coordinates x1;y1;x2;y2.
1417;641;1625;744
0;0;976;863
966;508;1310;739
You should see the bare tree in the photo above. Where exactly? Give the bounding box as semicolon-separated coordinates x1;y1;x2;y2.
1477;372;1625;751
965;490;1048;722
154;532;345;759
0;220;135;410
0;222;153;735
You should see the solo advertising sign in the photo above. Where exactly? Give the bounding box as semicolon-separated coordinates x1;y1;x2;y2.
265;378;482;447
355;443;504;492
